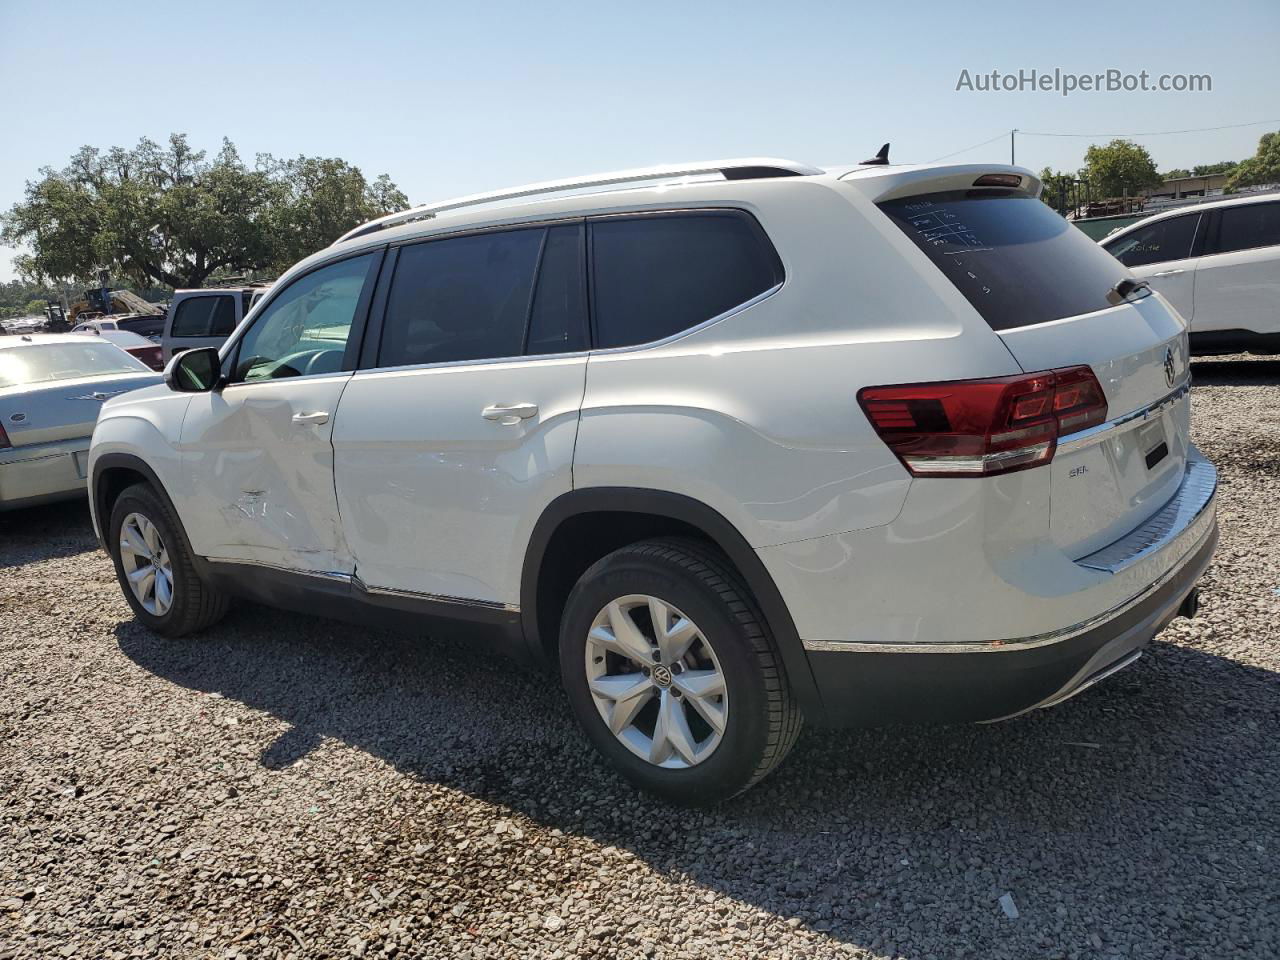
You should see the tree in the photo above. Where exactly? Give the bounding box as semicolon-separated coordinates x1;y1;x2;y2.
1162;168;1191;180
1191;161;1238;177
1081;139;1162;198
1225;132;1280;192
261;155;409;269
1038;167;1079;213
1;134;409;289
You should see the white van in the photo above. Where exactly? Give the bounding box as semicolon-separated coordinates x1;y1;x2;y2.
161;284;272;361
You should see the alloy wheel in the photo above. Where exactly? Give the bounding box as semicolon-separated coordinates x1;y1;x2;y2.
584;595;728;768
118;512;175;616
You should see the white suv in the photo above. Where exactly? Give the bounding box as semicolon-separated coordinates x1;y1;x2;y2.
1100;193;1280;354
89;157;1218;803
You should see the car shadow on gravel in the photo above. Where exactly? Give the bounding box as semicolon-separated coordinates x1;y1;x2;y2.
0;500;99;567
1190;357;1280;386
115;605;1280;958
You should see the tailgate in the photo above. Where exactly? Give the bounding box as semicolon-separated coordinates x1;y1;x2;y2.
871;178;1194;559
1000;294;1191;557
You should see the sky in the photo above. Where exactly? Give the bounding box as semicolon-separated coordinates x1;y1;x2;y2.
2;0;1278;283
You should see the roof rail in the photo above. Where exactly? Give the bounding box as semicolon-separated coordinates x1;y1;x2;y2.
333;157;823;245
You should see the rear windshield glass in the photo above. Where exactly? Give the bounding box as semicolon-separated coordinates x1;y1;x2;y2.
878;191;1131;330
0;342;148;388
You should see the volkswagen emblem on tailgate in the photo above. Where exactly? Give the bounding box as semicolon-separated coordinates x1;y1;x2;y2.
1163;347;1176;387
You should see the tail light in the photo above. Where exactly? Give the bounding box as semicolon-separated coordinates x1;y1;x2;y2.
0;421;9;449
858;366;1107;478
130;346;164;370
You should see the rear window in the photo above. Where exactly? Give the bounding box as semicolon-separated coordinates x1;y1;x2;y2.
0;342;149;388
878;191;1131;331
590;212;783;349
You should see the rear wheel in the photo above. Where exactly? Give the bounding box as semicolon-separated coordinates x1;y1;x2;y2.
559;538;801;804
108;483;228;636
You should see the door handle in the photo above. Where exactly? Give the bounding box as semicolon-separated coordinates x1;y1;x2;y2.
292;411;330;425
1151;269;1185;277
482;402;538;425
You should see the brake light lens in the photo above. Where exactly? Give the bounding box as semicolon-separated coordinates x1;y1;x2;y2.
858;366;1107;478
0;421;9;450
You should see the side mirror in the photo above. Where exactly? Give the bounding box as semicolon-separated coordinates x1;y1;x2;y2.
165;347;222;393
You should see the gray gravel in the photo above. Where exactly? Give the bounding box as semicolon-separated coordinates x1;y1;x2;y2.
2;356;1278;960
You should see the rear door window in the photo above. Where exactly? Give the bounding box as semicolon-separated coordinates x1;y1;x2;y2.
589;211;783;349
170;295;237;338
878;191;1131;331
1103;213;1200;268
1208;202;1280;255
379;228;545;367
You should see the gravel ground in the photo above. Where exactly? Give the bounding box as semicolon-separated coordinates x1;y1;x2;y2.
2;356;1277;960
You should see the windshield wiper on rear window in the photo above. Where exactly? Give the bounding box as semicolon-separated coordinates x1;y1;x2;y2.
1107;278;1151;305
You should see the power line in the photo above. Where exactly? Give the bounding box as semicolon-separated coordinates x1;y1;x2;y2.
928;132;1008;163
1019;119;1279;138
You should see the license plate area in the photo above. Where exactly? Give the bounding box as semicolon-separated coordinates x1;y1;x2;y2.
1138;419;1169;470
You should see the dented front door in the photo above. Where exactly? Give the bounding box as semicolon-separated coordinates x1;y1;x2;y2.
179;374;353;575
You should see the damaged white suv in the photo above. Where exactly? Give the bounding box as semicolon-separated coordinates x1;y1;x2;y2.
90;155;1217;804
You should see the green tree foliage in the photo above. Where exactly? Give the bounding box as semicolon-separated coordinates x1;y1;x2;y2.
1162;168;1192;180
1081;139;1162;198
262;155;409;267
1038;167;1079;212
1;135;409;288
1191;161;1238;177
1225;132;1280;193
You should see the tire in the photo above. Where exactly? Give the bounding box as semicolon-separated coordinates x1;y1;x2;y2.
559;538;802;805
107;482;228;637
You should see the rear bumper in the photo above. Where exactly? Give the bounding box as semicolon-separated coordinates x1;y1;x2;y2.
0;438;91;510
804;518;1216;726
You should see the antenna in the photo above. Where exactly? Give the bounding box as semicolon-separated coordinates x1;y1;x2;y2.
862;143;890;165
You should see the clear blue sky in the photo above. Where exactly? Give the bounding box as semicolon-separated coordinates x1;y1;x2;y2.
2;0;1278;283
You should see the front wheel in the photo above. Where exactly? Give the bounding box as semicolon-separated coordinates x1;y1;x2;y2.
108;483;228;637
559;539;802;804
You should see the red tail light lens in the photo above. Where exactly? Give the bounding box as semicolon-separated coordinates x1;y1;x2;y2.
0;422;9;450
858;366;1107;478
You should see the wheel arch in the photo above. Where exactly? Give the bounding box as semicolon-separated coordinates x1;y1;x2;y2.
521;487;826;723
91;453;180;551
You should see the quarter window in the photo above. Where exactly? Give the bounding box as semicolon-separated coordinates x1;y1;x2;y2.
1103;214;1200;268
589;212;783;349
232;253;377;382
1210;202;1280;255
170;295;237;338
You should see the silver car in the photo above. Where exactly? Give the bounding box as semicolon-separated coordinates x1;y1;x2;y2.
0;335;161;510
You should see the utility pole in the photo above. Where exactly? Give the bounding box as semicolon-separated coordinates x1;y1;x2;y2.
1010;129;1017;166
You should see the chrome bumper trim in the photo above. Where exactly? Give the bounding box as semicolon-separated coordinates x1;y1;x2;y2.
801;495;1215;655
1076;460;1217;573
